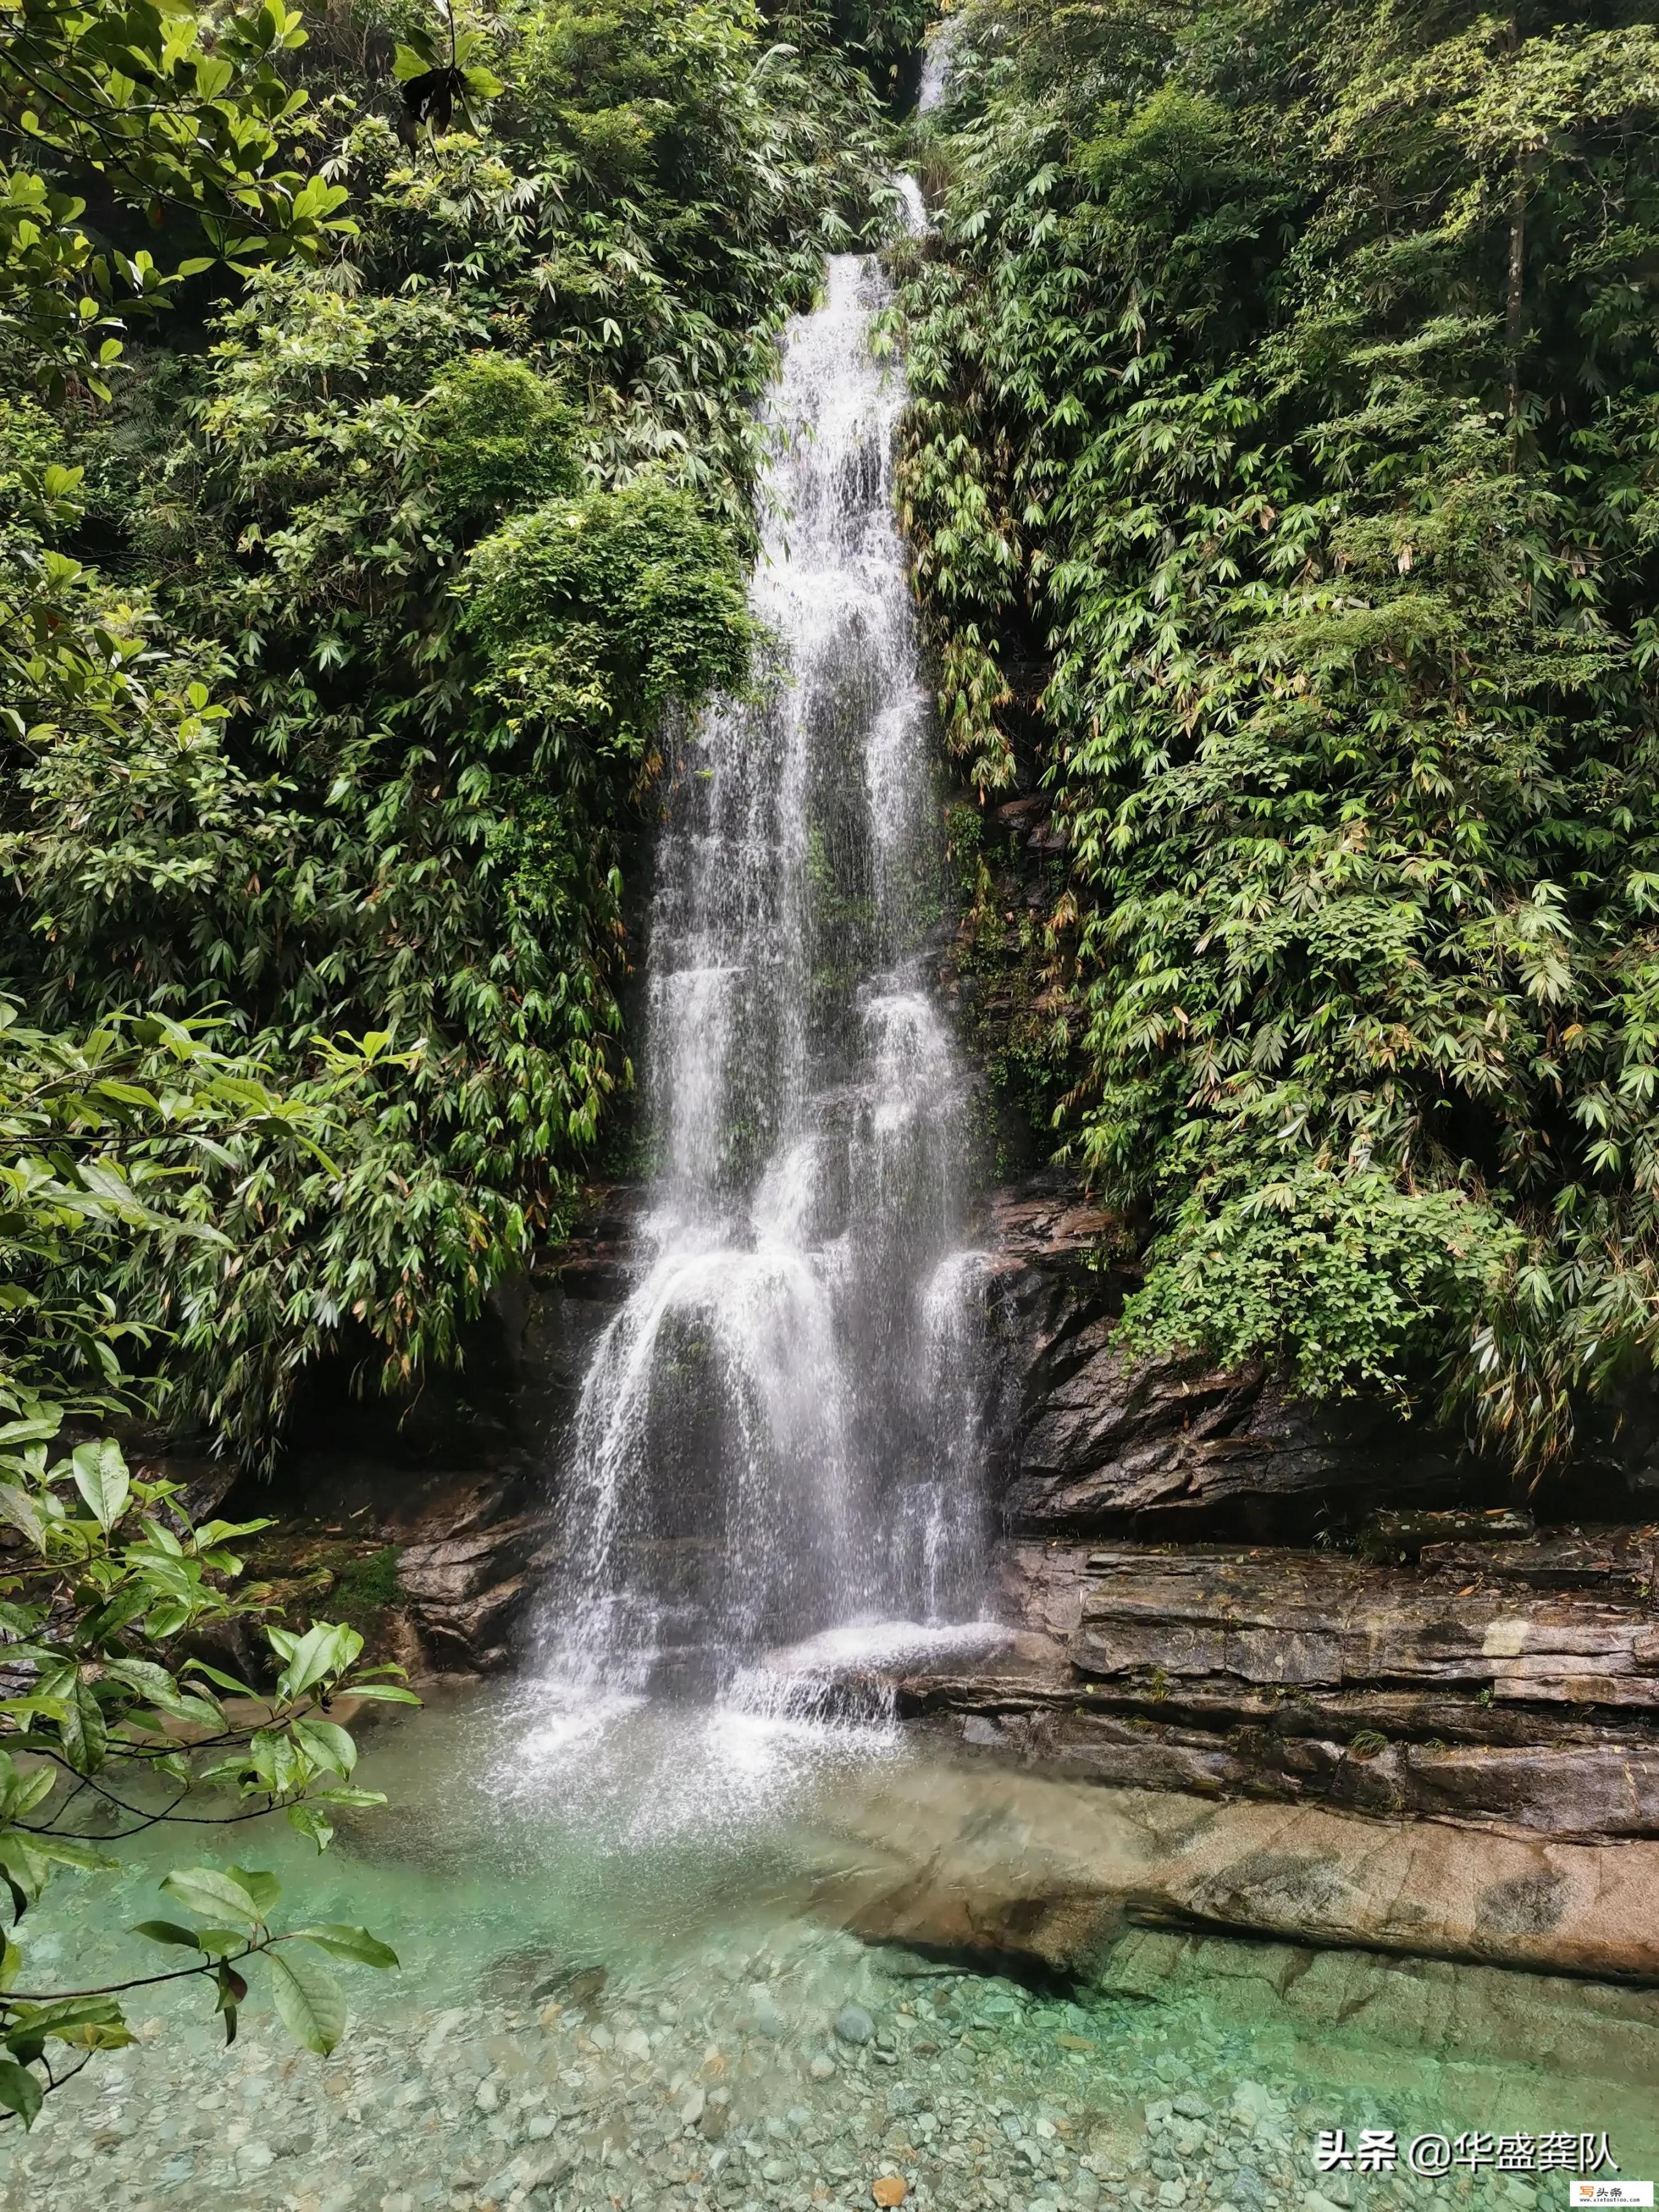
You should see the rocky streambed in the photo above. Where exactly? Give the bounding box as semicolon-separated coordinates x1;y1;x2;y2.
7;1900;1656;2212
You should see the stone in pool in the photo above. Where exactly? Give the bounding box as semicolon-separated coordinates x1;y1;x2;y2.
836;2003;875;2044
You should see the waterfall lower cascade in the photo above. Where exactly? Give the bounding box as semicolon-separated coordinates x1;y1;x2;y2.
542;202;993;1720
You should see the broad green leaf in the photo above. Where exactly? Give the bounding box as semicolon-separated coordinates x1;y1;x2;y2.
191;1518;274;1547
227;1866;281;1915
292;1716;356;1778
71;1438;130;1531
0;1760;54;1823
0;1832;51;1900
13;1994;130;2049
189;1926;251;1956
267;1946;345;2055
29;1836;119;1873
60;1674;109;1774
104;1659;223;1732
84;1583;153;1646
0;1487;44;1552
0;2057;41;2128
182;1658;259;1698
287;1803;333;1851
160;1867;262;1927
342;1683;422;1704
293;1923;398;1969
131;1919;203;1949
0;1418;60;1448
275;1620;363;1704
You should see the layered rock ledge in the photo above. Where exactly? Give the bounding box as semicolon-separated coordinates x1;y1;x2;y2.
226;1169;1659;1984
897;1537;1659;1846
984;1174;1659;1535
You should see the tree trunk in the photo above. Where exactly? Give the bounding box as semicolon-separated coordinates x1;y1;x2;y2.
1507;182;1526;465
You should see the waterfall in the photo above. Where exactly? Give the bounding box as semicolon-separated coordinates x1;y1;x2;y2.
541;207;990;1711
917;13;962;113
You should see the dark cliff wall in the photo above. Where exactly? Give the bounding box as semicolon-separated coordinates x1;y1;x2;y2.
897;1172;1659;1851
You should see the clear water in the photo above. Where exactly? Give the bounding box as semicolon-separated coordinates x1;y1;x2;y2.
6;1692;1656;2212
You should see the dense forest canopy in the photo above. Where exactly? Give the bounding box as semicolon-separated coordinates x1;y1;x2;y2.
903;0;1659;1475
7;0;1659;1489
2;0;903;1462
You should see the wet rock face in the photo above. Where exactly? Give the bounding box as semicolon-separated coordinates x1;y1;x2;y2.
982;1177;1481;1542
898;1536;1659;1844
923;1171;1659;1872
982;1172;1659;1539
217;1188;645;1673
815;1761;1659;1984
237;1166;1659;1710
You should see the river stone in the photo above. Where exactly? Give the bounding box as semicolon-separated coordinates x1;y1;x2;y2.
818;1762;1659;1980
751;1986;788;2037
834;2006;875;2045
528;2144;576;2190
809;2053;837;2081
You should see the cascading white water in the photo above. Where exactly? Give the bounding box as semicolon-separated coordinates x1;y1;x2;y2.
541;200;992;1714
917;12;962;113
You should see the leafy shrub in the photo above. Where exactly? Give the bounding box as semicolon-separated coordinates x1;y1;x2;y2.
901;0;1659;1470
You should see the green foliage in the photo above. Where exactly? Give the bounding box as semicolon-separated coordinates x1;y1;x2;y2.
1;0;893;1459
902;0;1659;1472
776;2;935;109
327;1544;405;1634
0;0;906;2137
0;1001;374;1411
465;479;755;752
421;353;581;522
0;1008;413;2122
1121;1165;1522;1408
393;2;504;138
0;0;353;393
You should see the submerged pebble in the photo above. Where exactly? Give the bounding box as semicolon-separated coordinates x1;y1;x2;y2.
0;1921;1605;2212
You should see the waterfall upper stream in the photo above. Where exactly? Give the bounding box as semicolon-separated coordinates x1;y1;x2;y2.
542;224;990;1716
